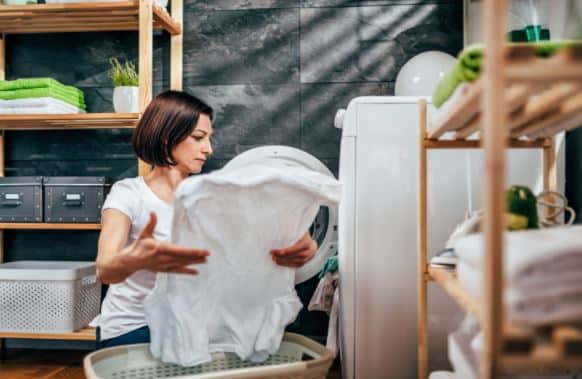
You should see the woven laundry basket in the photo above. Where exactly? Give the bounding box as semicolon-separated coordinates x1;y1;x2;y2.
84;332;334;379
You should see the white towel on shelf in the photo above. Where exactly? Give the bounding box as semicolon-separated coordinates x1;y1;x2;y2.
144;163;342;366
431;83;471;136
455;225;582;326
457;261;582;326
454;225;582;292
0;97;85;114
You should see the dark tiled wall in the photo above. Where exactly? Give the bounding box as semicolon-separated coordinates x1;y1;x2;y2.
3;0;463;346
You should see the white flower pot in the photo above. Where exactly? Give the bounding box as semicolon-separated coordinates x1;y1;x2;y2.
113;86;139;113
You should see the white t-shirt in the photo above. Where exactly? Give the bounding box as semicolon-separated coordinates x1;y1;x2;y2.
96;176;173;340
144;163;342;366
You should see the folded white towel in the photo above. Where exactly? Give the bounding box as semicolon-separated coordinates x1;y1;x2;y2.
0;97;85;114
0;107;85;114
431;83;471;136
454;226;582;326
457;261;582;326
454;225;582;292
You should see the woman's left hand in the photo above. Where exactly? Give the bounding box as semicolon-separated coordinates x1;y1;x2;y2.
271;232;317;268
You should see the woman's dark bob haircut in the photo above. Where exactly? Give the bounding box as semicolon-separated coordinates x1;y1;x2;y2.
132;90;213;167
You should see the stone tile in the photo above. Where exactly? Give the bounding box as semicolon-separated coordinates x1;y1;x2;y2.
300;3;462;83
6;129;134;161
186;0;298;10
183;9;299;85
186;84;301;159
6;231;98;262
5;159;138;180
301;0;455;7
300;82;393;159
6;33;170;111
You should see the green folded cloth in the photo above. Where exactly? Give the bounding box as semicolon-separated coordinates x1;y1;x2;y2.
0;78;82;96
0;88;86;109
432;41;577;108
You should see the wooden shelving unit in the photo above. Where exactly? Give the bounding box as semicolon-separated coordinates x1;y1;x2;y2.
0;113;139;130
0;223;101;230
0;327;96;341
0;0;183;342
0;1;181;35
417;1;582;378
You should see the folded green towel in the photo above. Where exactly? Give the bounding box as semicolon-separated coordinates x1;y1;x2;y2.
432;41;577;108
0;78;83;95
0;88;85;109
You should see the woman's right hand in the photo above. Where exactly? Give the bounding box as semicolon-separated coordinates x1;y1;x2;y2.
124;212;209;275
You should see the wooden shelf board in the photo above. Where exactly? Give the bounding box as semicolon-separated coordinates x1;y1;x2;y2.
0;327;96;341
0;1;181;35
501;349;582;373
423;138;550;149
429;266;582;371
0;223;101;230
0;113;139;130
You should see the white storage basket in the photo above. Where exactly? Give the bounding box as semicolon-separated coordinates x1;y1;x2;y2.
0;260;100;333
84;333;334;379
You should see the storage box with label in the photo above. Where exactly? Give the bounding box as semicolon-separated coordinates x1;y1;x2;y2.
0;176;43;222
44;177;110;223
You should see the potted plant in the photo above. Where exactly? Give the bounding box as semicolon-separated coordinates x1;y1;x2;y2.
109;58;139;113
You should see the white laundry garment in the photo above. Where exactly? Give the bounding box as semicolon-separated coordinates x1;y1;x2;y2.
308;271;340;357
144;163;342;366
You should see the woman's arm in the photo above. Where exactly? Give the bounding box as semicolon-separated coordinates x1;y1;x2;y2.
270;232;317;268
96;210;209;284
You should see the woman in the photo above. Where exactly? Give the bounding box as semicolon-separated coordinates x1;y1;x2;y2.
95;90;317;348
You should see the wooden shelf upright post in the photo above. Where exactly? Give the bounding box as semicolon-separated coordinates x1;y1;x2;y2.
417;99;428;379
138;0;153;176
482;0;508;377
170;0;183;90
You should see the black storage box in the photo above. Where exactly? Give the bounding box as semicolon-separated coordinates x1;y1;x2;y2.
43;177;110;223
0;176;43;222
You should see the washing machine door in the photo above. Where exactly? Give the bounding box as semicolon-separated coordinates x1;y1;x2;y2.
223;145;338;284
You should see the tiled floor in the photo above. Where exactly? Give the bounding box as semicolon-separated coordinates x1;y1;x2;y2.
0;349;342;379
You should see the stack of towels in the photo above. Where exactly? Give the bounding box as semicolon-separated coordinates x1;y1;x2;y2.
454;225;582;327
0;78;86;114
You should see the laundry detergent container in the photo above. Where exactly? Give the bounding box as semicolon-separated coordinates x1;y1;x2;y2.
0;261;100;333
84;333;333;379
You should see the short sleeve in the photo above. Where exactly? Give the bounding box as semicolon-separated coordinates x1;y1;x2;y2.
102;178;139;221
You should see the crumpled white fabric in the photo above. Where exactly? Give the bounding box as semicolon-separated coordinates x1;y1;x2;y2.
144;163;342;366
308;271;340;357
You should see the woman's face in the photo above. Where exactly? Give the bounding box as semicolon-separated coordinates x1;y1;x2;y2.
172;113;213;174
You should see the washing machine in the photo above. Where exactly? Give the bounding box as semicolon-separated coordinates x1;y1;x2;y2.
223;145;339;284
